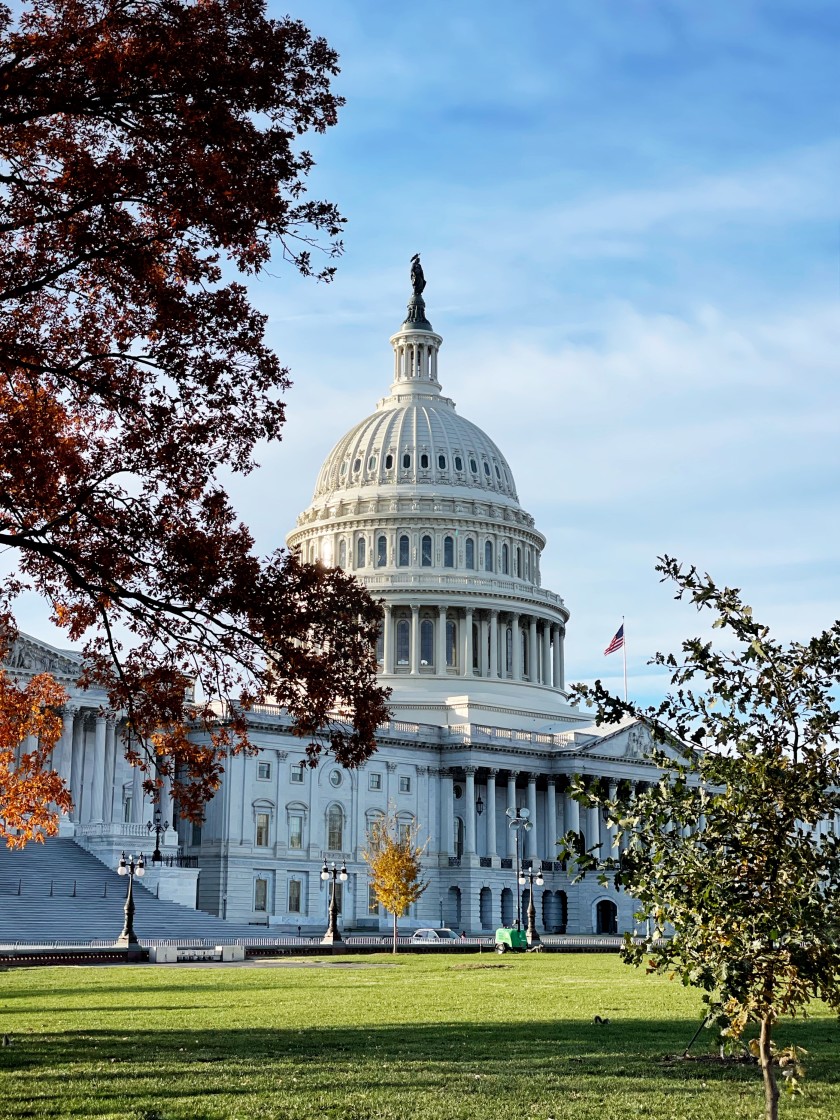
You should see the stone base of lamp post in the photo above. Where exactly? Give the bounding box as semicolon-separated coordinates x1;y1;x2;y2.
319;930;346;952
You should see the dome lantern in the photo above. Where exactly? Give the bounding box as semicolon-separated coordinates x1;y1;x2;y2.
389;254;443;398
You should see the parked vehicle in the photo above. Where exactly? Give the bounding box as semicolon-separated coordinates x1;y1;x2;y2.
411;928;460;942
494;927;529;953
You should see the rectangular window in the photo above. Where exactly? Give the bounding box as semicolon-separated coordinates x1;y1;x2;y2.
257;761;271;781
399;775;411;794
399;821;411;845
254;878;268;912
255;812;270;847
288;879;302;913
123;794;132;824
289;816;303;850
191;821;202;846
369;773;382;791
290;765;304;784
368;885;380;914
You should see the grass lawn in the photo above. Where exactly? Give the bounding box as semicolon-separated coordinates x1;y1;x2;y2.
0;953;838;1120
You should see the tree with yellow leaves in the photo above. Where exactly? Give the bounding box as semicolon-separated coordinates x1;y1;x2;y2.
362;813;428;953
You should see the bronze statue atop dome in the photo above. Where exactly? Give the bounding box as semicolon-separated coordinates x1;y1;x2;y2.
410;253;426;296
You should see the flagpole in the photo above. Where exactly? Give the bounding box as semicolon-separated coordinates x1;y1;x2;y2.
622;615;627;703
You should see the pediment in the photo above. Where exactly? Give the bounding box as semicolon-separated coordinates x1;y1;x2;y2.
3;633;83;683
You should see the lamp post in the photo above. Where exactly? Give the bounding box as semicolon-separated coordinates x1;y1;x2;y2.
115;851;145;956
320;860;348;946
146;805;170;864
519;862;545;946
505;807;532;929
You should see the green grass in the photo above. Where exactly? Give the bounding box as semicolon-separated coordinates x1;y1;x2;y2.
1;954;838;1120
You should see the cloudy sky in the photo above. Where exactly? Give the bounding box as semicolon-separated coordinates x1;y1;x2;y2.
18;0;839;708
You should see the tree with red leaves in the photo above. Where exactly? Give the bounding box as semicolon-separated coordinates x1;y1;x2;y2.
0;0;389;838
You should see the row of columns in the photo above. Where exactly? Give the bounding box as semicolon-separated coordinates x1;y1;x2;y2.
381;603;565;687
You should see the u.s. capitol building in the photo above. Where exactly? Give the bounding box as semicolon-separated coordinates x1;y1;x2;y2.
8;267;660;936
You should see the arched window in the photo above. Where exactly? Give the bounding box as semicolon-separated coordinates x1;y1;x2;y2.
398;534;410;567
484;540;493;571
327;805;343;852
443;535;454;568
421;535;432;567
472;623;480;670
356;536;366;568
465;538;475;569
446;620;457;667
454;817;465;858
420;619;434;666
338;539;346;568
522;629;528;677
396;619;410;666
525;551;530;581
516;546;522;578
502;543;509;575
376;534;387;567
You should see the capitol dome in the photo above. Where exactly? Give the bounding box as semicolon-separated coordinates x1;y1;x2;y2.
287;262;580;731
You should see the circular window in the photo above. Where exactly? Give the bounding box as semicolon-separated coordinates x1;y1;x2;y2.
329;770;342;787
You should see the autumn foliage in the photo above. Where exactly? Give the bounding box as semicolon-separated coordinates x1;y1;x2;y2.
363;813;428;952
0;0;389;828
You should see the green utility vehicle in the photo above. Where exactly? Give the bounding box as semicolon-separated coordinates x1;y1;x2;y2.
494;927;529;953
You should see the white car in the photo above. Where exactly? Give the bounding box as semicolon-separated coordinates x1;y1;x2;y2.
411;927;460;942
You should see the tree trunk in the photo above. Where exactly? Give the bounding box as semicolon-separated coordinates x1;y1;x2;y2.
759;1015;780;1120
392;911;397;954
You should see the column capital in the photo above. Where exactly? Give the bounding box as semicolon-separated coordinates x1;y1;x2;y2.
415;765;429;776
386;761;398;772
463;765;478;775
486;767;499;777
507;769;520;779
527;773;537;785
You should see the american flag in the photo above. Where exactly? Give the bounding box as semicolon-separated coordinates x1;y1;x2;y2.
604;624;624;656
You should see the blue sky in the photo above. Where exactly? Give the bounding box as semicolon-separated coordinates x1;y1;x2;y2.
16;0;840;708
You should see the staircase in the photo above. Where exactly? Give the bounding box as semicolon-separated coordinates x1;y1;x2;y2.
0;838;263;945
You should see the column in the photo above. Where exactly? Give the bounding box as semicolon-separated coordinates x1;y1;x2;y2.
56;707;76;787
542;624;552;686
489;610;498;679
588;779;602;855
102;716;117;824
464;766;477;857
131;756;144;824
607;780;619;854
69;714;84;821
409;604;420;675
526;774;538;860
511;613;521;680
479;614;489;677
382;604;393;673
437;606;447;673
439;770;454;859
553;626;564;689
565;788;580;841
462;607;474;677
485;769;498;858
529;617;538;682
506;771;518;856
545;780;557;861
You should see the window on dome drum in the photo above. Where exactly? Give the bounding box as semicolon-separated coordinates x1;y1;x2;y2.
420;452;429;469
254;877;268;912
255;812;270;847
525;552;530;580
340;460;347;476
438;454;446;470
421;535;432;566
420;619;434;666
356;536;366;568
505;627;513;675
289;815;303;850
396;619;410;665
376;534;387;567
502;543;509;574
454;455;463;471
483;462;491;477
516;547;522;578
288;879;302;913
495;464;501;479
443;535;454;568
327;805;343;851
398;534;410;566
402;452;411;469
338;539;346;568
385;453;394;470
353;458;361;473
472;623;480;670
522;631;528;677
446;620;457;667
465;537;475;569
368;456;377;471
470;457;478;473
484;540;493;571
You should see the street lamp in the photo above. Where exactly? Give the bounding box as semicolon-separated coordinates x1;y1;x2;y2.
519;862;545;946
146;805;170;864
505;807;532;930
320;860;348;946
115;851;146;956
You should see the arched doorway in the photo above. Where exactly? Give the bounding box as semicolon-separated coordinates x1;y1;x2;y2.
447;886;462;929
479;887;493;929
500;887;513;927
595;898;618;934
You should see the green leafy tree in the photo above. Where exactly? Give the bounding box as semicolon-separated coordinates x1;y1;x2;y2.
363;813;428;954
566;557;840;1120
